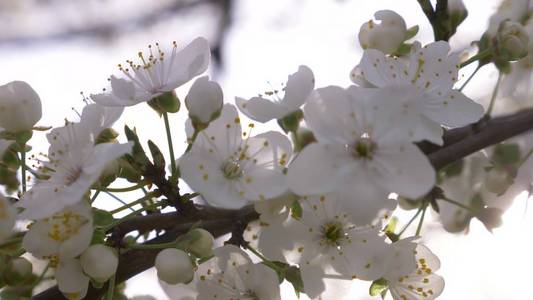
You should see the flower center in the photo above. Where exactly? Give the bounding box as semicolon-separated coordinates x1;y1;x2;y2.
353;137;376;159
221;160;243;180
45;211;87;242
321;221;345;246
64;165;83;186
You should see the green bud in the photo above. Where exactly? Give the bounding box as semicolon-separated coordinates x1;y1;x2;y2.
95;128;119;144
3;257;33;285
185;228;214;258
147;91;180;115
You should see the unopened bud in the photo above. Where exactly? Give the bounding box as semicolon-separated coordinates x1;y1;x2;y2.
155;248;194;285
3;257;33;285
0;81;42;133
80;244;118;283
186;228;214;258
497;21;529;61
185;76;223;126
485;168;513;195
358;10;407;54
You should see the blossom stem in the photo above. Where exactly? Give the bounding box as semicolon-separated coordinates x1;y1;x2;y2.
127;240;180;250
245;244;284;273
104;192;134;211
109;192;159;215
99;180;149;193
90;190;101;204
415;203;428;236
185;129;199;153
439;196;477;213
163;112;177;180
459;65;481;92
486;72;502;117
20;146;26;193
397;206;424;237
32;263;50;288
459;49;492;68
0;236;23;249
104;199;165;231
105;272;116;300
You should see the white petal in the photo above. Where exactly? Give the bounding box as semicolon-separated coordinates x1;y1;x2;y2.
372;143;436;199
422;90;484;127
84;142;133;175
303;86;360;144
56;258;90;300
411;115;444;145
287;143;352;195
235;96;287;122
167;37;211;88
357;49;410;87
22;221;60;258
58;222;93;259
282;65;315;109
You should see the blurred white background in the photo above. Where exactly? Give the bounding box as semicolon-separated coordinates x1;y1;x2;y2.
2;0;532;299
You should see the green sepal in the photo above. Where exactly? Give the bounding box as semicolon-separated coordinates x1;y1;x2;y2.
404;25;419;40
147;140;166;170
95;128;119;144
492;143;521;166
369;277;389;296
278;109;303;133
290;200;303;220
147;91;180;115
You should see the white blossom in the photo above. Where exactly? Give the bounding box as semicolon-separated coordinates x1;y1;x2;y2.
196;244;281;300
358;10;407;54
258;195;395;298
350;41;484;145
288;86;434;223
0;194;16;241
80;244;119;282
387;244;445;300
91;37;210;107
236;65;314;122
18;121;132;220
185;76;223;124
155;248;195;285
180;104;291;209
22;201;93;260
0;80;42;132
488;0;530;35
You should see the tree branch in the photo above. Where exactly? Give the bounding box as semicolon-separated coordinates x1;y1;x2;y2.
33;107;533;300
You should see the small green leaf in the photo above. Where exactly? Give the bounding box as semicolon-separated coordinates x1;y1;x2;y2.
93;209;115;227
369;278;389;296
284;266;304;297
148;140;166;170
404;25;419;40
492;143;521;166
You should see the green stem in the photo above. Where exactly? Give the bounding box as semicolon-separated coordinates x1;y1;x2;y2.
459;65;481;92
99;180;149;193
245;244;284;273
415;204;428;236
460;49;492;68
20;146;26;193
0;236;23;249
397;206;424;237
32;263;50;287
127;240;179;250
185;129;199;153
486;72;502;116
440;196;477;213
163;112;177;179
109;192;159;215
104;199;165;231
90;190;101;204
105;272;116;300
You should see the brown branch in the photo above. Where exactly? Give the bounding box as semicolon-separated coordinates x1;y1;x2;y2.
33;107;533;300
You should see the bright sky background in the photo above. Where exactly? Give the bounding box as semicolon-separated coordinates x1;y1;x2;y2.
4;0;533;299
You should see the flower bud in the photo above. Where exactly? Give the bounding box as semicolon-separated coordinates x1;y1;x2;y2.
497;21;529;61
0;195;16;241
147;91;180;115
185;76;223;126
186;228;214;258
448;0;467;28
0;81;42;133
3;257;33;285
484;168;513;195
358;10;407;54
155;248;194;285
80;244;118;283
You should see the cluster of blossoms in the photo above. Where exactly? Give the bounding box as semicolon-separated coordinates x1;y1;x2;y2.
1;1;533;299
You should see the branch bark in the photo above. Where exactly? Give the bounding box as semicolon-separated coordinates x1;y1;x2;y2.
33;108;533;300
